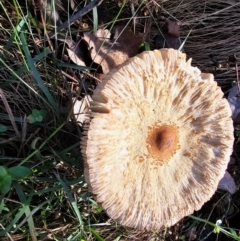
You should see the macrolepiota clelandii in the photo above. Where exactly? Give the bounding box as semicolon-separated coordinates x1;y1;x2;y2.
81;49;234;230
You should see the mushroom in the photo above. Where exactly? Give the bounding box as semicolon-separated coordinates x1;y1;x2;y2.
81;49;234;230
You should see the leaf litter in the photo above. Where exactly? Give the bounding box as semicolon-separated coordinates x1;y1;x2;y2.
73;95;92;125
228;84;240;121
218;171;237;194
1;0;239;240
58;35;86;67
154;19;182;50
83;25;144;74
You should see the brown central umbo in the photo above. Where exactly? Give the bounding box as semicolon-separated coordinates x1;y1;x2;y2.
146;124;180;163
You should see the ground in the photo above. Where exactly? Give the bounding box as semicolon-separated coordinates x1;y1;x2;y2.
0;0;240;240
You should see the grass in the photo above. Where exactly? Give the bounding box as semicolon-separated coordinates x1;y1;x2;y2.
0;0;240;240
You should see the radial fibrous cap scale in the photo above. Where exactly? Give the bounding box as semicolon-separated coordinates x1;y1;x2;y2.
81;49;234;231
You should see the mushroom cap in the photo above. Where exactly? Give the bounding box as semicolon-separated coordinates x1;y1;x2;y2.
81;49;234;230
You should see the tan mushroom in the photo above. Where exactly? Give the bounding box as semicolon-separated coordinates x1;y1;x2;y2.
81;49;234;230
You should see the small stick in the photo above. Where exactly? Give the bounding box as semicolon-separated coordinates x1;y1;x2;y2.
129;1;136;33
0;223;14;241
40;9;54;52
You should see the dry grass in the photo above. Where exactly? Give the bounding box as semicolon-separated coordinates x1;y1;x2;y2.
157;0;240;86
0;0;239;240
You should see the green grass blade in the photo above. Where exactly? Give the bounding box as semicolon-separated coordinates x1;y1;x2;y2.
52;150;81;167
19;31;58;112
0;114;23;123
189;215;215;227
88;228;105;241
12;0;21;22
0;89;21;138
61;142;81;154
66;230;83;241
18;120;67;166
27;176;85;197
0;3;28;71
0;200;27;236
14;185;51;231
1;47;52;88
92;0;98;32
27;184;62;196
178;28;193;51
13;182;37;241
0;199;7;214
114;236;122;241
0;4;25;54
54;173;83;228
33;176;84;185
31;47;52;62
56;62;95;70
219;227;240;240
0;59;55;110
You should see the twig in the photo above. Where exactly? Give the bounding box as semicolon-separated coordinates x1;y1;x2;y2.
129;1;136;33
40;9;54;52
60;70;78;83
49;0;104;38
0;223;14;241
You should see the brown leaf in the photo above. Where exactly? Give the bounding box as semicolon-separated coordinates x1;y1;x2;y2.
218;171;237;194
154;19;181;50
228;84;240;121
83;26;144;74
58;36;86;66
66;48;85;66
165;19;179;37
73;96;92;125
154;34;181;50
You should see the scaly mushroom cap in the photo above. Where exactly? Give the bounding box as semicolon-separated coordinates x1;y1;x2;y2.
81;49;234;230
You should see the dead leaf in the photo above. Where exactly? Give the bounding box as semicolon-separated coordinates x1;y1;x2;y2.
154;19;181;50
58;36;86;66
229;157;236;165
218;171;237;194
83;26;144;74
66;48;85;66
228;84;240;121
73;95;92;125
155;35;181;50
186;227;197;241
165;19;180;37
